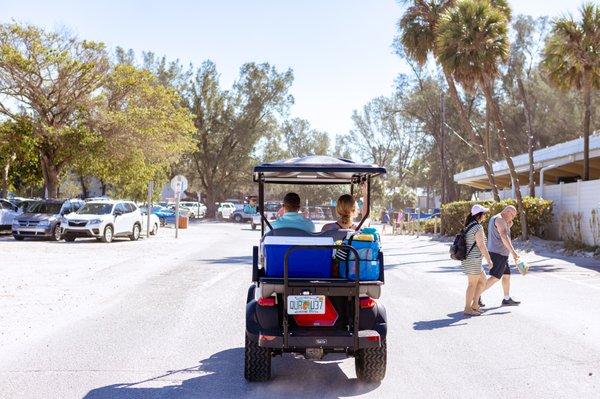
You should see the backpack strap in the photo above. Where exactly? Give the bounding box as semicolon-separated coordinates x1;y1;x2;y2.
464;222;479;258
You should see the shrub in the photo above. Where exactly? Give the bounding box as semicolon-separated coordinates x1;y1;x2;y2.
441;197;553;237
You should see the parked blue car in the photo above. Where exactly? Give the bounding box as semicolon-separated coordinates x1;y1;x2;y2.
140;205;176;226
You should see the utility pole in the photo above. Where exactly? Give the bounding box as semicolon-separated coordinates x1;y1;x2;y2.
440;91;446;205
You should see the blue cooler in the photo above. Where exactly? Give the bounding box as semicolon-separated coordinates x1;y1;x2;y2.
339;232;381;281
263;236;335;278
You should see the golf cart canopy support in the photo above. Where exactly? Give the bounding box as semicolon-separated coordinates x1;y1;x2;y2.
253;156;387;232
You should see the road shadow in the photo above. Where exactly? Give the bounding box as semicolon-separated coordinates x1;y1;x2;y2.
197;256;253;265
83;348;379;399
413;308;511;331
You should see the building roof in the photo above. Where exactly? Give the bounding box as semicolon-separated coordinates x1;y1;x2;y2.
454;134;600;189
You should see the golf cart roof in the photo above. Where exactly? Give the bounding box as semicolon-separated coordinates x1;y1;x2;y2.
253;156;386;184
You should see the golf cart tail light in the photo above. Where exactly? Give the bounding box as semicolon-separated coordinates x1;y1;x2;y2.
259;334;276;342
258;296;276;306
359;297;376;309
366;335;380;342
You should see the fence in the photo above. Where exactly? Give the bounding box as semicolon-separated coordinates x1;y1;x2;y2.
476;179;600;246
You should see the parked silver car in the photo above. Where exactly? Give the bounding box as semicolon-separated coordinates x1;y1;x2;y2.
12;199;84;241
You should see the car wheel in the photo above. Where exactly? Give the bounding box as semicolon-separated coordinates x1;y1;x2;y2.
217;212;223;221
244;333;272;382
129;223;140;241
190;213;195;219
251;223;257;230
51;225;62;241
13;235;25;241
100;225;113;243
64;234;76;242
355;337;387;382
233;214;243;223
150;223;158;235
159;218;166;227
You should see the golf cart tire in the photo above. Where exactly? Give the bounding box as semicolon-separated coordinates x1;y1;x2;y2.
355;338;387;382
100;225;113;243
64;234;76;242
244;333;271;382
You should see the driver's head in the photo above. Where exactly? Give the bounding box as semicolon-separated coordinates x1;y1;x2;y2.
283;192;301;212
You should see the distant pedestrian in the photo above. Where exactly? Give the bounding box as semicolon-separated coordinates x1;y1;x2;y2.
381;209;391;234
395;210;404;235
480;205;521;306
461;204;494;316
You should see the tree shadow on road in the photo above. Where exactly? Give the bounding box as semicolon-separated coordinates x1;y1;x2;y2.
83;348;379;399
197;256;253;265
413;309;511;331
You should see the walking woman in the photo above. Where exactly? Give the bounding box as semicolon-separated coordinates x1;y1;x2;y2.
462;204;494;316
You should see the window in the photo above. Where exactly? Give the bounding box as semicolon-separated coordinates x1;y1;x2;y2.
78;203;113;215
123;203;134;213
115;203;127;214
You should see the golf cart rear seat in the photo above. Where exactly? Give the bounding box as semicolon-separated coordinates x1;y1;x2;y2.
257;227;382;299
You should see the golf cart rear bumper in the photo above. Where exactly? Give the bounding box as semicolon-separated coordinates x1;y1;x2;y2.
254;329;382;350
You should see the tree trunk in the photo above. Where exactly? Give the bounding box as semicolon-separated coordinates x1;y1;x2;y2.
444;71;501;201
100;179;107;196
1;156;11;198
582;68;592;181
517;77;536;197
40;155;60;199
79;174;88;199
483;79;529;240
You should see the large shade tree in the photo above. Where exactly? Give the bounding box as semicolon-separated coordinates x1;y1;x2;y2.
543;3;600;181
0;23;110;198
436;0;529;239
397;0;501;201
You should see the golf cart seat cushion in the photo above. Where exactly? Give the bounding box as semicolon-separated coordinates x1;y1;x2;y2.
262;235;335;278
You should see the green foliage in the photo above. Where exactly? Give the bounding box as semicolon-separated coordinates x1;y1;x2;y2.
441;197;553;237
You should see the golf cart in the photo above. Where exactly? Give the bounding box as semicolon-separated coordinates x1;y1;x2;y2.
245;156;387;382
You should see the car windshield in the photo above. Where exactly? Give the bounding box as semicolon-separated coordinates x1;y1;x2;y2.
28;202;63;214
265;203;280;212
77;203;113;215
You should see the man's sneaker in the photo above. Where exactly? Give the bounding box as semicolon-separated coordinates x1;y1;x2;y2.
501;297;521;306
478;298;485;307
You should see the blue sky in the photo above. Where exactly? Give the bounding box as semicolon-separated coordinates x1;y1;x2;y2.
2;0;582;137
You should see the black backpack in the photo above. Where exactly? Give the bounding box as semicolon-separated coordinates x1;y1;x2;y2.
449;222;478;261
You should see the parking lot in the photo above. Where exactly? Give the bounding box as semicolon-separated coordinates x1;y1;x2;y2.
1;222;599;398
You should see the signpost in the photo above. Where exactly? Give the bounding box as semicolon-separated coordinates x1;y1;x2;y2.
170;175;188;238
146;181;154;238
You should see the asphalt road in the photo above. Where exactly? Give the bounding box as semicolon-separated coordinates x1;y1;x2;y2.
1;222;599;398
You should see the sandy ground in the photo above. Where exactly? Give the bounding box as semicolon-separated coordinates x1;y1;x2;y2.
0;223;599;398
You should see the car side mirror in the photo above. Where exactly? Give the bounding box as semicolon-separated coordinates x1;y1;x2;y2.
114;210;123;216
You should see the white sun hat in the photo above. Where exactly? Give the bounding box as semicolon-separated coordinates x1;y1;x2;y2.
471;204;490;216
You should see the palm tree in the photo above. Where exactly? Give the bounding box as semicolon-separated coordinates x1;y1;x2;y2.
398;0;502;201
436;0;529;239
543;3;600;181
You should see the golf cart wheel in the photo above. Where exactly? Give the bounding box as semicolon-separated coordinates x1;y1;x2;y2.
100;225;113;243
51;225;62;241
355;338;387;382
13;235;25;241
64;234;76;242
244;333;271;382
150;223;158;235
234;214;243;223
129;223;141;241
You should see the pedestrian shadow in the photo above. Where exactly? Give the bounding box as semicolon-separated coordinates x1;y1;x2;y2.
83;348;379;399
413;308;510;331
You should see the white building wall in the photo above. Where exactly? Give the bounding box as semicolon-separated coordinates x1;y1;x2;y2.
475;180;600;246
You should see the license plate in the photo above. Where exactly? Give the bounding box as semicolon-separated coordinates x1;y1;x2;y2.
287;295;325;315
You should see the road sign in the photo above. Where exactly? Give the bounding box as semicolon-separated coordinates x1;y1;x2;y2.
170;175;188;195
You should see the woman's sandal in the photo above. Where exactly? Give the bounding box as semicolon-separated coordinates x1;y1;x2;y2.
464;309;481;316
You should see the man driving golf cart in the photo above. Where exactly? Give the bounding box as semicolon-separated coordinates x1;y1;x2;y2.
245;156;387;383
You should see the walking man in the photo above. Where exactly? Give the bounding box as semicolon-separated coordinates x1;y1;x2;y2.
481;205;521;306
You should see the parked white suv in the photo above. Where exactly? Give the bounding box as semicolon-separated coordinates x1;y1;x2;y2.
217;202;236;220
61;201;142;243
